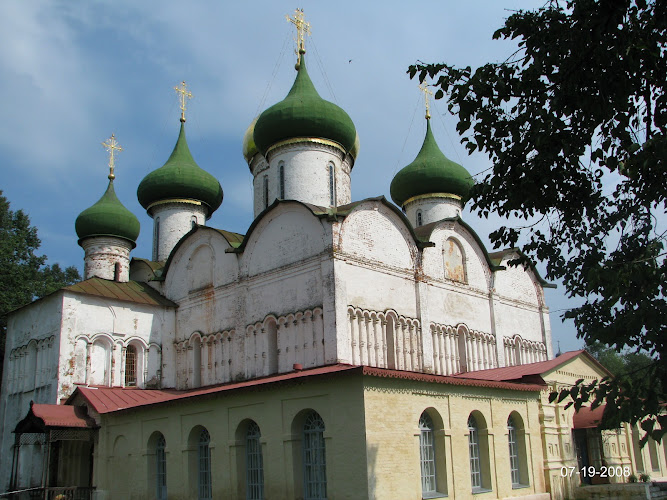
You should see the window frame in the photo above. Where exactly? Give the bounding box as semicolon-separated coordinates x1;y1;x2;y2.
198;429;212;500
468;415;482;491
155;434;167;500
124;344;137;387
279;162;285;199
303;412;327;500
245;421;264;500
419;412;437;497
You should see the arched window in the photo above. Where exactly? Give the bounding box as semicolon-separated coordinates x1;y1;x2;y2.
279;163;285;199
246;421;264;500
507;416;520;486
417;210;423;227
468;413;491;492
468;415;482;490
125;345;137;386
328;163;335;207
191;215;198;229
198;429;212;500
419;412;437;496
155;434;167;500
263;175;269;209
303;411;326;500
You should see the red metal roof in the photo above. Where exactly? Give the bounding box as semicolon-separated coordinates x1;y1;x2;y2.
24;403;96;429
71;364;543;415
64;277;176;307
361;366;545;392
573;405;606;429
451;350;610;382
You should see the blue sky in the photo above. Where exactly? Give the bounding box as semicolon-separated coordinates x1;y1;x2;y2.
0;1;585;352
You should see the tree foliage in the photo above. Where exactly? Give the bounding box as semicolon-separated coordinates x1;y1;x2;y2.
409;0;666;437
0;191;81;383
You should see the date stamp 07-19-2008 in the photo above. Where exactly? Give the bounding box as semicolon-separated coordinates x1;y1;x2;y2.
560;466;632;479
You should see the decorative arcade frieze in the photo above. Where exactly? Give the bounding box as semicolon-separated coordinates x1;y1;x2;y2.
347;307;423;371
503;334;547;366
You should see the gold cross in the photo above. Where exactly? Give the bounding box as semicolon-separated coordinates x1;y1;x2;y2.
286;8;311;55
101;133;122;180
174;81;193;122
419;82;434;120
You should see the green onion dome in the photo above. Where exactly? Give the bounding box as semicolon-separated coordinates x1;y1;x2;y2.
390;120;473;207
242;117;260;165
76;180;140;248
137;122;223;216
253;53;357;157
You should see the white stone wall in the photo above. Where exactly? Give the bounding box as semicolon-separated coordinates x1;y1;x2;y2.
253;141;352;216
81;236;132;281
404;196;462;226
149;201;208;262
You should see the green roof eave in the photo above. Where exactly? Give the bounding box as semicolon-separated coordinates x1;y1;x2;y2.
488;248;557;289
159;225;246;280
414;216;506;273
227;196;434;256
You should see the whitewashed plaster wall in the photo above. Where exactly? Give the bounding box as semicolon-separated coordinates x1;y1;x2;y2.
252;142;352;217
59;293;174;394
0;294;63;491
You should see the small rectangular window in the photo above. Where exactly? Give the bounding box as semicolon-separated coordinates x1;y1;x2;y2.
263;176;269;209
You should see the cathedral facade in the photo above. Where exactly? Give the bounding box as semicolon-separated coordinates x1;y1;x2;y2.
0;14;660;500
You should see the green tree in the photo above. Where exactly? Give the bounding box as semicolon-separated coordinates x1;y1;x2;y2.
0;191;81;384
409;0;666;439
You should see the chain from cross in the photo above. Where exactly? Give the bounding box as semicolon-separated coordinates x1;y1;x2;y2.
101;134;123;180
419;83;434;119
286;8;311;54
174;81;193;122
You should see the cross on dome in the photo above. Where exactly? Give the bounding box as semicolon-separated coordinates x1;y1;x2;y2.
174;81;193;122
286;8;311;55
101;133;122;180
419;82;434;120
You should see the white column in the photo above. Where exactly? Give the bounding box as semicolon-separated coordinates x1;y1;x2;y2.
372;319;380;367
350;312;359;365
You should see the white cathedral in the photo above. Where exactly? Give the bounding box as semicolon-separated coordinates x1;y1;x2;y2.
0;12;655;500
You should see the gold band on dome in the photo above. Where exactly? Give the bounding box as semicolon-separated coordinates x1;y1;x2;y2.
266;137;346;156
147;198;203;211
402;192;462;207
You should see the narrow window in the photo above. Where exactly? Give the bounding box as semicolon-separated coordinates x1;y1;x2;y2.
114;262;121;281
468;415;481;490
303;412;327;500
328;163;335;206
417;210;423;227
246;422;264;500
125;345;137;387
153;218;160;261
508;416;520;486
198;429;212;500
419;412;437;496
263;175;269;209
191;215;198;229
156;435;167;500
279;163;285;199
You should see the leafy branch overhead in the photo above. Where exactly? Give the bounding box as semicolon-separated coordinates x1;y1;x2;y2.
409;0;666;430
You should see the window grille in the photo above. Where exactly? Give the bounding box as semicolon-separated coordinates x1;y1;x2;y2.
419;412;437;496
263;175;269;209
303;412;327;500
468;415;481;490
156;435;167;500
279;163;285;199
198;429;212;500
328;164;335;206
246;422;264;500
417;210;423;227
508;416;520;486
125;345;137;386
